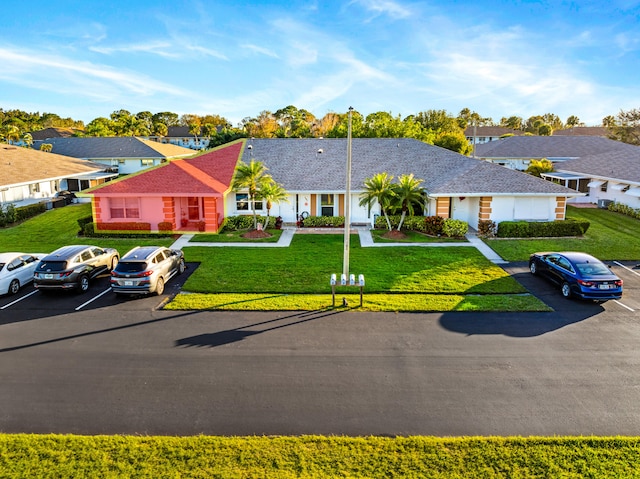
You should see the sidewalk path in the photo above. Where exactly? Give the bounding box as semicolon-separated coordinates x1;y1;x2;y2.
170;227;507;264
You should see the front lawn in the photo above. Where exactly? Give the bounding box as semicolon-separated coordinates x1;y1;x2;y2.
0;203;174;254
370;228;467;243
190;228;283;243
487;206;640;261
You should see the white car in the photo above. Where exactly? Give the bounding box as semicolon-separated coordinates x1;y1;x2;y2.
0;252;47;295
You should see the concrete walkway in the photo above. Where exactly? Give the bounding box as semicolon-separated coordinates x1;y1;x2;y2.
170;227;508;264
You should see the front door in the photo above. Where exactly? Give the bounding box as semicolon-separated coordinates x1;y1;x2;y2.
187;197;200;220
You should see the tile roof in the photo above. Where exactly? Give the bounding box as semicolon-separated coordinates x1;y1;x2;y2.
474;135;633;158
557;148;640;185
0;145;105;187
33;136;194;159
89;141;242;196
243;138;576;196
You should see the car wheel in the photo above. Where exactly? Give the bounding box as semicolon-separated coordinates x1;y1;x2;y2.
110;256;119;271
77;275;90;293
155;277;165;296
178;259;186;274
529;261;537;275
561;282;572;299
9;279;20;295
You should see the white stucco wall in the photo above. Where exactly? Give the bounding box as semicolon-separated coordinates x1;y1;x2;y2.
490;196;557;223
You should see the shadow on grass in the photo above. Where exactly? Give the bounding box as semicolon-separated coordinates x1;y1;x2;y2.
175;309;345;348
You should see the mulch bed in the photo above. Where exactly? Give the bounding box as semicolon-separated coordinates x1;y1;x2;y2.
241;229;273;239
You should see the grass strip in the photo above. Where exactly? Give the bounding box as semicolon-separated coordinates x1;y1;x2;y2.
370;229;467;243
2;434;640;478
190;229;283;243
165;292;550;312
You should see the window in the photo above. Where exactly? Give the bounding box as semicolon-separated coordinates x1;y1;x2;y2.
321;194;335;216
81;250;93;262
601;182;608;192
235;193;262;211
110;198;140;219
141;159;154;167
188;197;200;220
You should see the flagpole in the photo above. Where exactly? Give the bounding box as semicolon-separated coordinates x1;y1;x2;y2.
343;106;353;277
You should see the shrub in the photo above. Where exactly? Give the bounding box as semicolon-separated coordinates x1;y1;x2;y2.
83;222;95;236
496;219;589;238
222;215;268;231
424;216;445;236
158;221;173;231
77;215;94;235
96;222;152;231
300;216;345;227
477;219;497;238
608;201;640;220
15;202;46;222
442;219;468;238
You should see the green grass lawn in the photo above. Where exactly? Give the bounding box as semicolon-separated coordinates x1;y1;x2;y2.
0;203;174;254
3;434;640;478
370;228;467;243
191;228;283;242
487;206;640;261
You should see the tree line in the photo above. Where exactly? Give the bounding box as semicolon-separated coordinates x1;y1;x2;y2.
2;105;640;154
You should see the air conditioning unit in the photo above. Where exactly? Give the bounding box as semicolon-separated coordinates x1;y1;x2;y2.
597;199;613;209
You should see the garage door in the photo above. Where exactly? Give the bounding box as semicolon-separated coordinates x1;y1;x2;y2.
514;197;549;220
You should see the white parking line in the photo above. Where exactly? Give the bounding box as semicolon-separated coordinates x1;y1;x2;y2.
75;288;112;311
613;300;635;312
613;261;640;277
0;290;39;310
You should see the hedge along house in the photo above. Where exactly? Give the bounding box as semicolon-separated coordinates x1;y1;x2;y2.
227;138;581;229
81;141;243;233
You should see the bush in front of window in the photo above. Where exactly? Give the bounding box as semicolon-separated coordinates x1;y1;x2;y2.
222;215;269;231
442;219;469;238
496;219;589;238
300;216;345;227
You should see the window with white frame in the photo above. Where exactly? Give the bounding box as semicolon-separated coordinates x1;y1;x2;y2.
235;193;263;211
110;197;140;219
141;159;154;167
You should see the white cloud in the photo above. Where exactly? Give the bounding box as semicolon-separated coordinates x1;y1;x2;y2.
241;44;280;58
351;0;413;19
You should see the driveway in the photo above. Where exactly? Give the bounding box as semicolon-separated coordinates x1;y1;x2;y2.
1;262;640;436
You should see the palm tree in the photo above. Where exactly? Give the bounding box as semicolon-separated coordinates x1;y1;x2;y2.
232;159;272;229
257;181;289;228
359;172;396;231
393;174;426;231
22;133;33;148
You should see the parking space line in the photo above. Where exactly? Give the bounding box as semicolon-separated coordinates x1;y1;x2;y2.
75;288;112;311
613;300;635;312
0;290;39;310
613;261;640;277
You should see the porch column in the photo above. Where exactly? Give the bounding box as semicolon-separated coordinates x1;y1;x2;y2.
436;197;450;218
162;197;177;228
555;197;566;220
93;197;104;224
338;194;345;216
479;196;493;222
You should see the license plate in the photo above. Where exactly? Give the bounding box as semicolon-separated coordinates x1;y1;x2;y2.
124;280;133;286
45;274;53;279
599;284;611;290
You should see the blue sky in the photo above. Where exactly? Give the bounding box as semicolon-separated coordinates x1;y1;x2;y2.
2;0;639;126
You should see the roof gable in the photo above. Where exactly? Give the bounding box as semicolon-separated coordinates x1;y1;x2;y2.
89;140;243;196
33;137;194;160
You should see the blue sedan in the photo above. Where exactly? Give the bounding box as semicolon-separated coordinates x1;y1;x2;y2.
529;252;623;301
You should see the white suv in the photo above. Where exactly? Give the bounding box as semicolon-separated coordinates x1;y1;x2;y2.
110;246;185;296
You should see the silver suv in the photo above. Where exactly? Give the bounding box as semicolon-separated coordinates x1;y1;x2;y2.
34;245;120;293
110;246;185;296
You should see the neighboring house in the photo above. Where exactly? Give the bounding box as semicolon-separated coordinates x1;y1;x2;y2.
473;135;633;171
83;138;579;234
464;126;524;148
32;137;194;174
149;126;215;150
553;126;609;137
228;138;580;229
82;141;242;233
0;144;116;207
542;147;640;208
29;127;80;141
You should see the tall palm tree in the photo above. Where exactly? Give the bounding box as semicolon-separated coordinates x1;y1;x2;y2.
232;159;272;229
359;172;396;231
393;173;426;231
257;181;289;228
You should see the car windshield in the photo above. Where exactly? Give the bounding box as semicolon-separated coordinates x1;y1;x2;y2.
115;262;147;273
575;262;611;276
38;261;68;272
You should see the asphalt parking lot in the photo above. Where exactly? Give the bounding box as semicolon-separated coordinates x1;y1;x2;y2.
2;260;640;436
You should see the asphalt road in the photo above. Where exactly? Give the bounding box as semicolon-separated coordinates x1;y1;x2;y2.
1;261;640;436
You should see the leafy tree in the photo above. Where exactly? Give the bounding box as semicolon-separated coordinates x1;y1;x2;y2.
152;112;180;127
414;110;461;136
232;159;272;229
22;132;33;148
257;181;289;228
207;128;247;148
84;117;116;136
457;108;494;128
434;131;472;155
525;159;553;177
606;108;640;145
152;122;168;137
602;115;616;128
1;124;20;144
392;174;426;231
500;116;523;130
565;115;584;128
312;112;341;137
241;111;278;138
274;105;315;138
538;124;553;136
359;172;396;231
